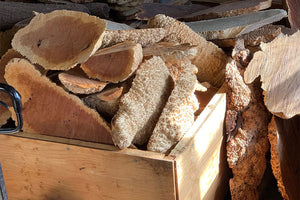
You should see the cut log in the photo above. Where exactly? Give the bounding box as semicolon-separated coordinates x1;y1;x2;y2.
58;72;107;94
285;0;300;30
81;41;143;83
135;3;209;20
12;10;106;70
268;117;289;200
0;1;91;30
111;56;174;149
182;0;272;21
147;63;199;153
212;24;282;48
147;14;228;87
226;42;271;200
102;28;167;47
185;9;287;40
4;58;113;144
244;31;300;119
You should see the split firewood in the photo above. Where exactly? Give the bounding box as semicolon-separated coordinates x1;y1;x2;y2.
285;0;300;30
135;3;209;20
83;87;123;120
268;117;289;200
226;42;271;200
101;28;167;47
5;58;113;144
81;41;143;83
58;72;107;94
12;10;106;71
212;24;283;48
147;14;228;87
182;0;272;21
244;31;300;119
0;1;92;30
147;63;199;153
111;56;174;149
185;9;287;40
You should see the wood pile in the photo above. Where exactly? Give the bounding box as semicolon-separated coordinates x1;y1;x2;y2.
0;0;299;199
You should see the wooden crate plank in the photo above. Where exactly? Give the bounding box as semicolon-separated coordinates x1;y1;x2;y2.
171;87;230;200
0;135;176;200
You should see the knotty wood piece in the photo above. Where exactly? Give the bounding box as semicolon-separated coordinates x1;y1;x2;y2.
58;72;107;94
82;41;143;83
5;58;113;144
12;10;106;70
183;0;272;21
102;28;167;47
170;85;229;200
185;9;287;40
244;31;300;119
136;3;209;20
0;1;91;30
0;135;176;200
148;14;228;87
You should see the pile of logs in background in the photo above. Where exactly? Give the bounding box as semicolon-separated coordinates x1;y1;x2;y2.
1;0;300;199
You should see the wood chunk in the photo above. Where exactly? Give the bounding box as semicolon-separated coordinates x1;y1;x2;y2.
244;31;300;119
147;64;199;153
285;0;300;30
58;72;107;94
226;44;271;199
111;56;173;149
81;41;143;83
147;14;228;87
135;3;209;20
5;58;113;144
102;28;167;47
12;10;106;70
185;9;287;40
98;87;123;101
268;117;289;200
213;25;283;48
0;1;91;30
182;0;272;21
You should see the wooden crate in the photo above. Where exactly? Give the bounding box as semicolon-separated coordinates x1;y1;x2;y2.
0;88;229;200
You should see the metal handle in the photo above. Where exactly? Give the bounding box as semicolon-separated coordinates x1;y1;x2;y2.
0;83;22;134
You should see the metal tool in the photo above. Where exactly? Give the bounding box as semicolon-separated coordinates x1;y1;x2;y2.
0;83;23;200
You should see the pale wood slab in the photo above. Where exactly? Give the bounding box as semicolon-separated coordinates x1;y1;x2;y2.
185;9;287;40
0;135;176;200
183;0;272;21
244;31;300;119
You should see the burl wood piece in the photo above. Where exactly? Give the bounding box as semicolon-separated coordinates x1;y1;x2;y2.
147;14;228;87
81;41;143;83
12;10;106;70
226;43;271;200
244;31;300;119
182;0;272;21
185;9;287;40
5;58;113;144
58;72;107;94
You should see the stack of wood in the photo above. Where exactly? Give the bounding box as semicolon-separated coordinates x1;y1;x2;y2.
0;0;299;199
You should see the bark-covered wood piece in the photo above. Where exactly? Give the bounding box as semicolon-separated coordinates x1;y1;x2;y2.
135;3;209;20
226;43;271;200
212;25;282;48
81;41;143;83
182;0;272;21
0;1;91;30
12;10;106;70
268;117;289;200
5;58;113;144
285;0;300;30
185;9;287;40
58;72;107;94
102;28;167;47
244;31;300;119
147;14;228;87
